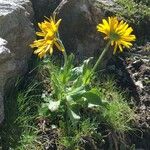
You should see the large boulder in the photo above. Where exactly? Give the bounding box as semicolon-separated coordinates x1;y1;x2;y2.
0;0;35;123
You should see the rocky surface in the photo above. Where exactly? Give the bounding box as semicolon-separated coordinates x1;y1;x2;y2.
31;0;61;22
105;42;150;149
0;0;35;123
0;38;11;123
126;43;150;129
125;43;150;149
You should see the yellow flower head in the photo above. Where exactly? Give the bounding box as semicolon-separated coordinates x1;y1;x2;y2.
30;15;64;58
97;17;136;54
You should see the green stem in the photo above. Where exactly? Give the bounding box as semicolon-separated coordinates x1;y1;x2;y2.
92;41;111;73
58;39;67;84
63;50;67;68
85;41;111;84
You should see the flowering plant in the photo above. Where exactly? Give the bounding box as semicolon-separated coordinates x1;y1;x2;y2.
30;15;136;123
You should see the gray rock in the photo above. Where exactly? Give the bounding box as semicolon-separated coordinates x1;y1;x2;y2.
11;0;34;19
0;38;12;123
0;94;4;123
31;0;61;22
0;38;11;63
135;81;144;89
0;0;35;123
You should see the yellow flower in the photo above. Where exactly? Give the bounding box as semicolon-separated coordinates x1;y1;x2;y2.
30;15;64;58
97;17;136;54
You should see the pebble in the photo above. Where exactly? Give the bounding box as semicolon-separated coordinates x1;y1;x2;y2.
135;81;144;89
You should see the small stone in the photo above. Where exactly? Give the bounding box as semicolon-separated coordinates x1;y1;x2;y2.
132;60;143;70
141;58;149;63
140;105;146;110
132;72;139;81
135;81;144;89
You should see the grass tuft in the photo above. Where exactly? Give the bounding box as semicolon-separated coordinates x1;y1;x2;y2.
0;74;42;149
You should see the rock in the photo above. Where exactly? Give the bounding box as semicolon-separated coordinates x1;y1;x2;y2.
135;81;144;89
0;0;35;123
0;38;11;63
125;43;150;131
140;105;146;111
0;93;4;123
0;38;12;123
132;72;139;81
31;0;61;22
132;60;143;70
11;0;34;19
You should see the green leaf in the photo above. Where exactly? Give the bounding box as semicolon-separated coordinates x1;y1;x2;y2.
82;57;93;73
60;54;75;83
71;57;93;86
68;107;80;122
38;103;49;116
65;54;74;71
82;69;92;85
51;73;64;99
82;57;93;84
83;88;102;108
67;86;86;101
70;66;83;81
77;97;88;107
72;77;83;88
